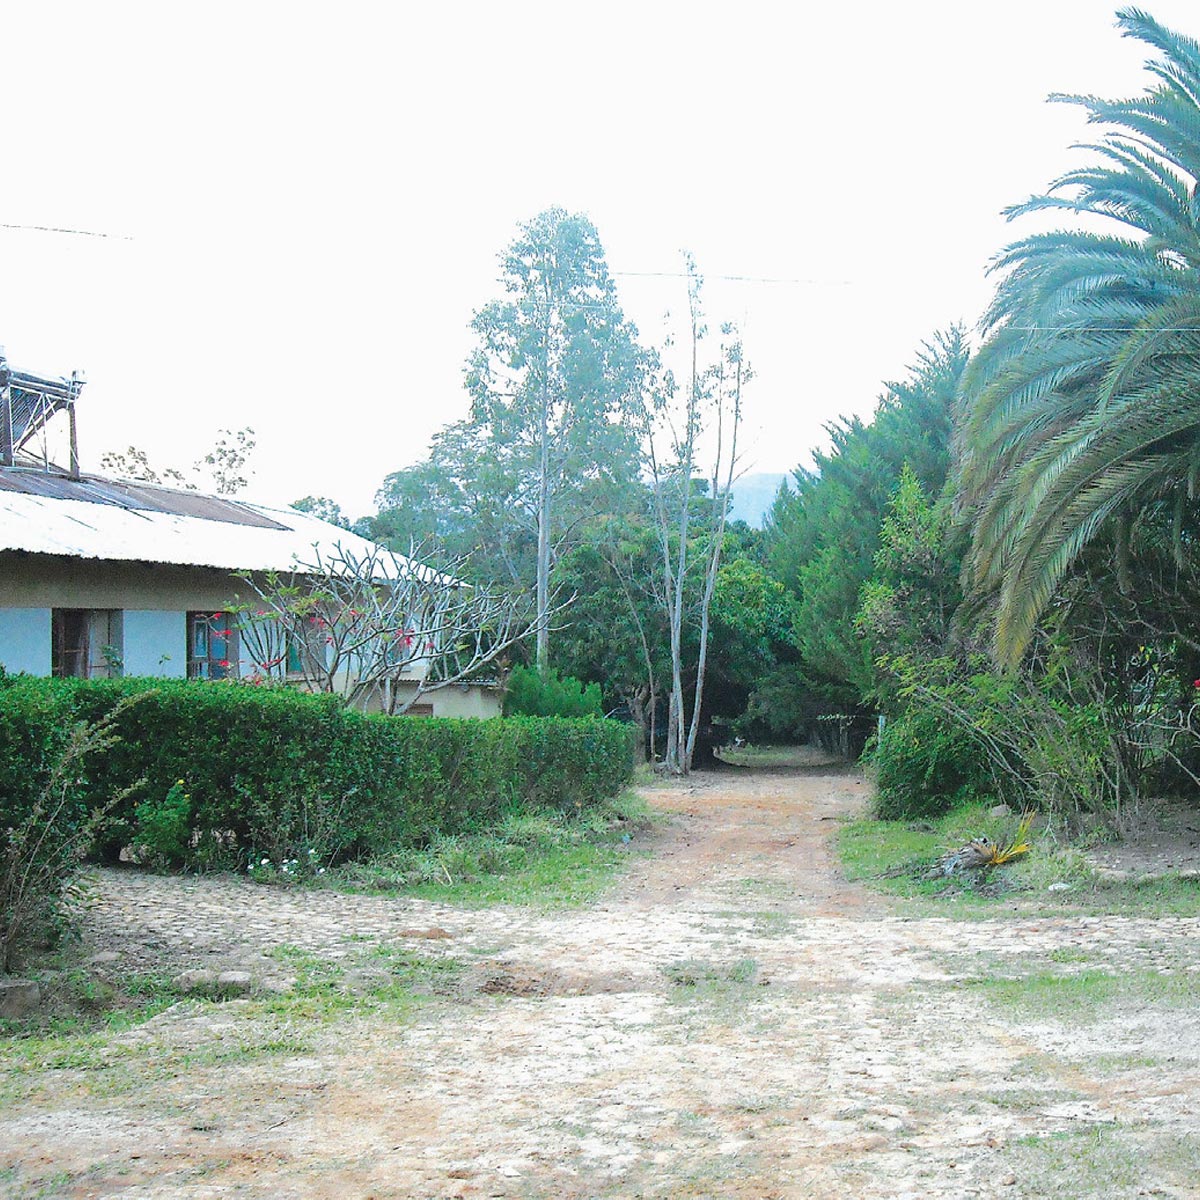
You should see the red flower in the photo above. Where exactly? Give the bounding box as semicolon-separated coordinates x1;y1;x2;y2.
218;659;230;669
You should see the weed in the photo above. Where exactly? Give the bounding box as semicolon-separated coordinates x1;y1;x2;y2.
1004;1126;1200;1197
1;698;145;971
131;780;192;871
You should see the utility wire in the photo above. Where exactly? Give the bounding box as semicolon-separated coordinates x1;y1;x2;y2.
0;222;134;240
615;270;854;286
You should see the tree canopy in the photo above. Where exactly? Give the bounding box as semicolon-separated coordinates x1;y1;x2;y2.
956;8;1200;667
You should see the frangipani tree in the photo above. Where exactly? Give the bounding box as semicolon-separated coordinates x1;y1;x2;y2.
231;543;545;714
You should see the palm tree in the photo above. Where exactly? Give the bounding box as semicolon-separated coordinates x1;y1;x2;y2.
957;8;1200;668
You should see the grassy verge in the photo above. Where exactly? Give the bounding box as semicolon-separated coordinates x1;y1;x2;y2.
958;967;1196;1019
1;791;651;1055
837;802;1200;916
714;744;846;769
321;789;653;908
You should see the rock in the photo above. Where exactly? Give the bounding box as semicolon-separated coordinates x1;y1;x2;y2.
989;804;1013;818
0;979;41;1018
88;951;120;966
174;968;218;994
215;971;253;996
1047;882;1073;892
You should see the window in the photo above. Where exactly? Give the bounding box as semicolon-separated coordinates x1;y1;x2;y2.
187;612;238;679
285;621;328;677
52;609;123;678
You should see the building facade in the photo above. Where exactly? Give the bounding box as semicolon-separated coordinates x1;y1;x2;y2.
0;466;502;719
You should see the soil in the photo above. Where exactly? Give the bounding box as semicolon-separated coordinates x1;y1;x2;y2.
3;763;1200;1198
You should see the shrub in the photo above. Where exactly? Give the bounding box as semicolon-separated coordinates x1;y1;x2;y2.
132;781;192;871
871;706;997;820
503;665;603;719
0;677;638;872
1;697;141;971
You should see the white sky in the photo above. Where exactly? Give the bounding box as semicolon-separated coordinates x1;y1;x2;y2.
3;0;1197;518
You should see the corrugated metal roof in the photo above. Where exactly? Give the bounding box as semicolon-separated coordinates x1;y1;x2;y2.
0;469;289;529
0;467;425;579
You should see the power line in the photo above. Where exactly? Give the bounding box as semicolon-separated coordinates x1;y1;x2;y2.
614;270;854;286
0;222;134;241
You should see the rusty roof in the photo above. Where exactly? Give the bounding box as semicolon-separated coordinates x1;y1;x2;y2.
0;465;428;579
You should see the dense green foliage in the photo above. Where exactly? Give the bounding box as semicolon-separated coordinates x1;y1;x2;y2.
0;677;637;870
752;330;968;752
957;9;1200;668
870;707;998;820
503;665;603;719
740;15;1200;824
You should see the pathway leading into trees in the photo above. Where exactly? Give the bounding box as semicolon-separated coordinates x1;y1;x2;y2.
5;765;1200;1198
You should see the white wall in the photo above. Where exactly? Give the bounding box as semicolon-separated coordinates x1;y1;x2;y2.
0;608;50;675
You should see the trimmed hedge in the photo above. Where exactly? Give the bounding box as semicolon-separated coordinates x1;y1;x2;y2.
0;676;638;867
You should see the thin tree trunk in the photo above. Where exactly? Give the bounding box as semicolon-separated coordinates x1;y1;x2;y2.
536;314;552;674
684;351;741;771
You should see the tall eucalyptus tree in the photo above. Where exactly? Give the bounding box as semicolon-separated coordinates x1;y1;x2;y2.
465;209;646;672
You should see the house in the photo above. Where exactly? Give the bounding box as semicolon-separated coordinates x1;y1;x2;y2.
0;462;504;718
0;348;506;717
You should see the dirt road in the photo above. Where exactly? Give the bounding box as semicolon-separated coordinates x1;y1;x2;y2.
4;765;1200;1198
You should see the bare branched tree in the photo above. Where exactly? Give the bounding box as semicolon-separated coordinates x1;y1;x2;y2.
231;542;553;714
636;258;748;774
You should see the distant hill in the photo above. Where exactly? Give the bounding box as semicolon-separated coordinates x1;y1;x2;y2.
729;472;789;528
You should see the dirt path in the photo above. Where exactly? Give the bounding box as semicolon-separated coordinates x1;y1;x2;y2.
4;766;1200;1198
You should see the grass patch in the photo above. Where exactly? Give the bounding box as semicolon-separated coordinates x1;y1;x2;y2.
250;942;461;1021
1;941;460;1107
958;967;1195;1021
325;791;653;909
1004;1127;1200;1198
715;744;844;769
837;803;1200;916
0;968;184;1041
664;958;763;1011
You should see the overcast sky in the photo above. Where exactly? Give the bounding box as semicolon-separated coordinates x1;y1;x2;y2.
3;1;1198;517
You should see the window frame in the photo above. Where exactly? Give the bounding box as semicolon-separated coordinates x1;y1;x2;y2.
187;612;239;680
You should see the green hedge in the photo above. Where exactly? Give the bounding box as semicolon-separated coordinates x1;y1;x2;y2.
0;676;638;867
